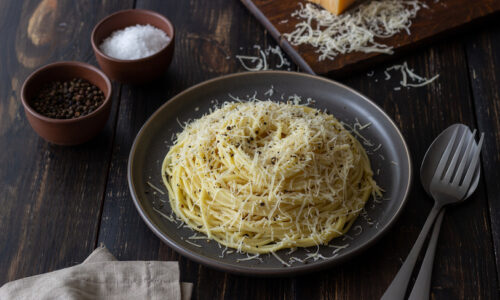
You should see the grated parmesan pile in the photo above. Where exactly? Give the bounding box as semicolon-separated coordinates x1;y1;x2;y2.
150;94;386;265
162;100;380;254
284;1;426;61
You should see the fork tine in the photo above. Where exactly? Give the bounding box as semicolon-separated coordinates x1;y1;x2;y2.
451;130;476;186
461;133;484;192
432;126;460;182
443;129;470;183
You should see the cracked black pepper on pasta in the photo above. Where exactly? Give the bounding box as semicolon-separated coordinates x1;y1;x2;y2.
161;100;381;254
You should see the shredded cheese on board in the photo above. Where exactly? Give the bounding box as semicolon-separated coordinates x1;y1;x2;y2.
284;1;426;61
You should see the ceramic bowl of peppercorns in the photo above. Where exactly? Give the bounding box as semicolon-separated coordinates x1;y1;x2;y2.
21;61;112;145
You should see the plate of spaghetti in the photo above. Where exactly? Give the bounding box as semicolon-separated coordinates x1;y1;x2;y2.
128;71;412;275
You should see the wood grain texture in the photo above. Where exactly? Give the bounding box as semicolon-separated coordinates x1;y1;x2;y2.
0;0;499;299
0;0;133;284
465;18;500;288
242;0;500;75
96;1;297;299
295;40;499;299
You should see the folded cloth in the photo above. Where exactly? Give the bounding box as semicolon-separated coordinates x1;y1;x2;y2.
0;247;193;300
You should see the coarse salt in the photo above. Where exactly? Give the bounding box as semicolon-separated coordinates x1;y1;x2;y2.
99;24;170;60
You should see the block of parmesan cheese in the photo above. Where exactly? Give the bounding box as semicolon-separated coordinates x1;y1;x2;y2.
308;0;356;15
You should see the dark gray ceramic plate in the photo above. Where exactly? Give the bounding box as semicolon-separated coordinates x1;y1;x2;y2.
128;71;412;276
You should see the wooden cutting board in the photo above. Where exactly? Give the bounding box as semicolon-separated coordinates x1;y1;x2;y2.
241;0;500;75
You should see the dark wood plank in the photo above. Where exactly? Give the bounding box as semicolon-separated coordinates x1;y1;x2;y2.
465;18;500;287
294;40;498;298
96;1;297;299
97;1;499;299
242;0;500;75
0;0;133;284
1;0;497;299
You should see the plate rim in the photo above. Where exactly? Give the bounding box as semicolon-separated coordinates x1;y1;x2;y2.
127;70;413;276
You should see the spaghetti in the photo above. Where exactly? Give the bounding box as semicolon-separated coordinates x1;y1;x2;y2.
161;101;380;254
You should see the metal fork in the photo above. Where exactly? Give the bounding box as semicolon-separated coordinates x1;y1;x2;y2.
382;126;484;300
407;129;484;300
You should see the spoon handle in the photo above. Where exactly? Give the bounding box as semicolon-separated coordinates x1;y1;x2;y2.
381;204;442;300
408;209;445;300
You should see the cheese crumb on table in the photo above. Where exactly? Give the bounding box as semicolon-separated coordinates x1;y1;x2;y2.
386;61;440;89
235;45;291;71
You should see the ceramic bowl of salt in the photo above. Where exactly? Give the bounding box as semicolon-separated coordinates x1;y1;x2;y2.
91;9;175;84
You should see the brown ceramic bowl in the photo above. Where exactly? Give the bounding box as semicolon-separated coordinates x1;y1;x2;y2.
21;61;112;146
91;9;175;84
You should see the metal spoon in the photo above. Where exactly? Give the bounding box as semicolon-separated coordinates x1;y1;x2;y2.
381;124;484;300
408;125;483;300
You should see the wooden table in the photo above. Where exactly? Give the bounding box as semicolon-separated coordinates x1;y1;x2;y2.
1;0;499;299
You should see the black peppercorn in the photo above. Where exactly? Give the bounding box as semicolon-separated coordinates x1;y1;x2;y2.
32;78;105;119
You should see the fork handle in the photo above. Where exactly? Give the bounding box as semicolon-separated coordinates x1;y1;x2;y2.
408;209;445;300
381;204;442;300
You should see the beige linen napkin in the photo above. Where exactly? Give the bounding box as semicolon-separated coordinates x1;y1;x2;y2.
0;247;192;300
